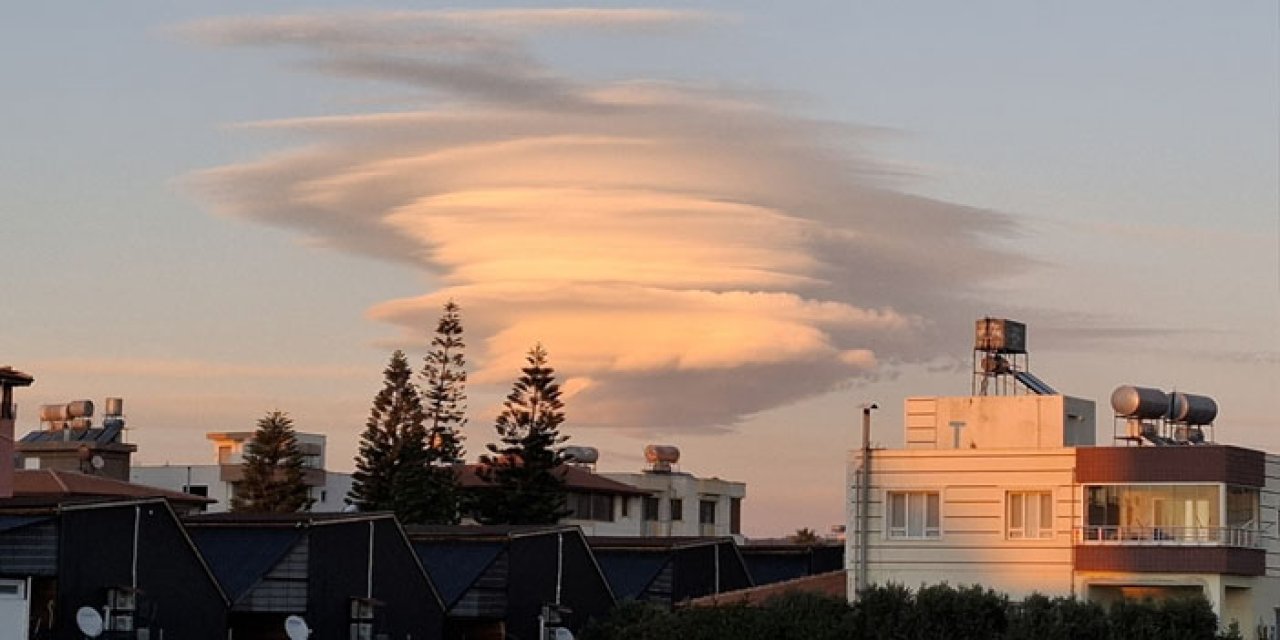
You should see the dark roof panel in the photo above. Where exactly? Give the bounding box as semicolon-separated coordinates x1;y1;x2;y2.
187;527;305;601
593;550;669;600
412;540;504;606
0;515;51;533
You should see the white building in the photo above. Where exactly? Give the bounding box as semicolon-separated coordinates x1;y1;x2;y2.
132;431;353;512
847;319;1280;638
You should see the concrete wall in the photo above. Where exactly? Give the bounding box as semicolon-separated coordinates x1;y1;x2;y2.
847;448;1079;599
905;395;1095;450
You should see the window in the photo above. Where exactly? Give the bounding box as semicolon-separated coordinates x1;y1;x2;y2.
699;500;717;525
886;491;940;539
643;497;661;521
217;445;232;464
350;598;376;640
569;493;616;522
1085;484;1225;542
730;498;742;535
182;484;209;498
669;498;683;521
620;497;630;518
106;588;137;632
320;490;328;503
1007;491;1054;539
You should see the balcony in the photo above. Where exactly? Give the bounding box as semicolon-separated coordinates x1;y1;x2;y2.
1076;525;1261;549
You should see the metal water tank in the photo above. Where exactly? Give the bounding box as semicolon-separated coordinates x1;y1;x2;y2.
104;397;124;417
1110;386;1169;419
644;445;680;465
563;446;599;464
66;400;94;418
39;404;70;422
1169;392;1217;425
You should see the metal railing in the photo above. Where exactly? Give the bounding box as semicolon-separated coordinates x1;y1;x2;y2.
1076;525;1261;548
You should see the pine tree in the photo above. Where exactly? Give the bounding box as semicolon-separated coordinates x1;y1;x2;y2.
417;300;468;524
348;350;426;519
474;343;571;525
231;411;313;513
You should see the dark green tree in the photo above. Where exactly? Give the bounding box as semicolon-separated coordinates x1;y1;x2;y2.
417;300;468;523
473;343;570;525
348;350;427;520
231;411;313;513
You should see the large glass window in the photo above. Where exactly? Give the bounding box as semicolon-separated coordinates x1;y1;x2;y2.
1007;491;1054;539
568;493;615;522
1084;484;1223;542
886;491;940;539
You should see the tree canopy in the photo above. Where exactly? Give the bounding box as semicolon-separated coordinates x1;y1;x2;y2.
231;411;312;513
473;343;570;525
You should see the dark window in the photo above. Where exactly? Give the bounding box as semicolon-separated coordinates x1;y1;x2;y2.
182;485;209;498
643;497;661;521
107;588;137;632
569;493;615;522
730;498;742;534
700;500;717;525
620;496;630;518
670;498;683;521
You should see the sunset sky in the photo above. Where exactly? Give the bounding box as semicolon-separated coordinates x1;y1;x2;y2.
4;2;1277;536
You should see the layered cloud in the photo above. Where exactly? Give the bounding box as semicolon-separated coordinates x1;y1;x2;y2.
183;9;1026;430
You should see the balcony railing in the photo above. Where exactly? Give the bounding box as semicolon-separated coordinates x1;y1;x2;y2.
1076;525;1261;549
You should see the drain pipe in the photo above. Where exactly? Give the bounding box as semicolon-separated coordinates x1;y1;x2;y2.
857;403;878;596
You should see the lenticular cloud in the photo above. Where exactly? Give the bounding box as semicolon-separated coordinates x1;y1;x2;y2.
183;9;1024;431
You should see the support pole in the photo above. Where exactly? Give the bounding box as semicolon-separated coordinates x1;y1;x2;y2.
857;403;877;595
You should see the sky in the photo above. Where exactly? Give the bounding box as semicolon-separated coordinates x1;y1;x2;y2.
3;2;1277;538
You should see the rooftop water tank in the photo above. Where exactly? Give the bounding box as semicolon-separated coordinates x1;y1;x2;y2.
1169;392;1217;425
1110;386;1170;420
563;446;599;464
644;445;680;465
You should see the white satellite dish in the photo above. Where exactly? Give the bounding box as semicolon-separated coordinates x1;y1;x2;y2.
284;615;311;640
550;628;575;640
91;455;105;471
75;607;104;638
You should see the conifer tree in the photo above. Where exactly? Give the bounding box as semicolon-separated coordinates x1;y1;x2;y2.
474;343;570;525
418;300;468;524
348;350;426;519
231;411;313;513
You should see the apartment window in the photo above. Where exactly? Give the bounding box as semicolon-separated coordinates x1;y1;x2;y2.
182;485;209;498
699;500;717;525
1007;491;1054;539
669;498;683;521
568;493;615;522
886;491;940;539
643;497;661;522
620;497;630;518
730;498;742;535
1085;484;1223;542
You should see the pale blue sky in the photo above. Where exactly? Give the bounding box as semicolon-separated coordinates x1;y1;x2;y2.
3;2;1276;535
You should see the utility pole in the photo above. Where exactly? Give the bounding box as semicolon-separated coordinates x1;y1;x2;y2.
856;402;878;595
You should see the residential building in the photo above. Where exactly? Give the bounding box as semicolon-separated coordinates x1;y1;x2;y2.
598;446;746;541
847;319;1280;638
15;398;135;482
132;431;354;512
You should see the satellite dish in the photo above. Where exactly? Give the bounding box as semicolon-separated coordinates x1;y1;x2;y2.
76;607;104;638
91;455;105;470
551;628;575;640
284;615;310;640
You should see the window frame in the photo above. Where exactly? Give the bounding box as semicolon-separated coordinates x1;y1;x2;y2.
669;498;683;521
699;499;717;525
884;490;942;540
1005;490;1055;540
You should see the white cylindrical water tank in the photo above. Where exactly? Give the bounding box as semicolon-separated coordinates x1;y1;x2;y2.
563;446;599;464
66;400;94;418
40;404;70;422
1110;386;1169;420
104;397;124;417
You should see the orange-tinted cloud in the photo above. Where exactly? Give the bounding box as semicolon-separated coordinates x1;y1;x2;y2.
183;10;1026;430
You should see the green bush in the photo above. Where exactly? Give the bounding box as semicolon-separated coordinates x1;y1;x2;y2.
582;583;1231;640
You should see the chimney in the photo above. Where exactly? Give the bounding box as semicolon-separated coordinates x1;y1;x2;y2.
0;367;35;499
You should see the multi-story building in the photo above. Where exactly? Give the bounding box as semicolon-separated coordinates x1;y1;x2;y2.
847;319;1280;638
132;430;353;512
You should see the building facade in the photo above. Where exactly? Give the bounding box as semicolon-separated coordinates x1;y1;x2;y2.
132;431;354;513
848;393;1280;638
